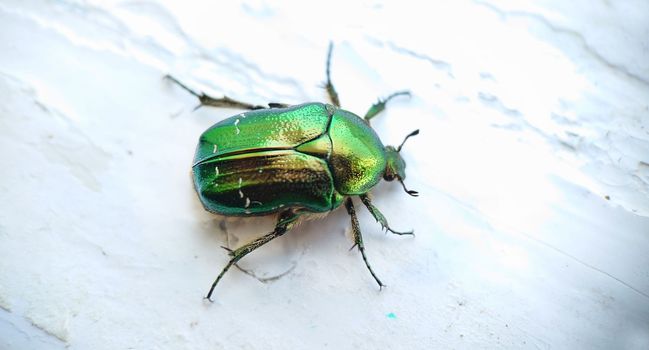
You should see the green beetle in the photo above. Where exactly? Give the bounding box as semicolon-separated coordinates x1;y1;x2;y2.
167;43;419;301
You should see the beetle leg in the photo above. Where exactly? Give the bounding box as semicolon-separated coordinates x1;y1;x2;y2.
324;42;341;107
165;75;266;110
363;91;411;122
345;198;386;290
359;194;414;236
205;210;301;301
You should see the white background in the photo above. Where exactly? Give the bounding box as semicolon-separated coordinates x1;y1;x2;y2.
1;0;648;349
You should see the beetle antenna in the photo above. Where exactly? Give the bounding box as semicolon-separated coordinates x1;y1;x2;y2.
399;179;419;197
397;129;420;152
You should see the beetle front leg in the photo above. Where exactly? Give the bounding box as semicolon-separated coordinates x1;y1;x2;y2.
359;194;414;236
363;91;411;122
165;75;266;110
205;210;301;301
345;198;385;290
324;42;341;107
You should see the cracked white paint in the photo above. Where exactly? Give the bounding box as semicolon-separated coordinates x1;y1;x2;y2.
0;0;648;349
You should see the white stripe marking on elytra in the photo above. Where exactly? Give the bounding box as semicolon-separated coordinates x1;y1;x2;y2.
214;166;219;175
234;118;240;134
212;144;218;153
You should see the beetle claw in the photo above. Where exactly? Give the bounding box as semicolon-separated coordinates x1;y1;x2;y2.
387;227;415;236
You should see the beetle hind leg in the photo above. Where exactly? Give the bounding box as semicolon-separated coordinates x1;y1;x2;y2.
363;91;411;122
165;75;266;110
345;198;386;289
205;210;301;301
360;194;414;236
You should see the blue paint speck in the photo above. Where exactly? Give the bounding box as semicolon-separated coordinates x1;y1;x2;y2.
386;312;397;319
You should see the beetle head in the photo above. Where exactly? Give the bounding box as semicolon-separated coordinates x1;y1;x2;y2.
383;129;419;197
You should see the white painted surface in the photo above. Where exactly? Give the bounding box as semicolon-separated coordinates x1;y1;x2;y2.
1;0;648;349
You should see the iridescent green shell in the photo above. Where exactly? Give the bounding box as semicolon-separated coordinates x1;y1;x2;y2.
192;103;387;216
